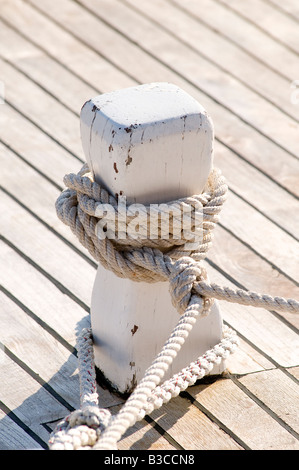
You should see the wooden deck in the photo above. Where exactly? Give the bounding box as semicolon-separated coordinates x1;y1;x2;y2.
0;0;298;451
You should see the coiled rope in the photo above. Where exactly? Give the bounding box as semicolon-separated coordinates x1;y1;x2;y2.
49;164;299;450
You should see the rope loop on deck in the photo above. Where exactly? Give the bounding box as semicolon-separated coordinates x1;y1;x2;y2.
49;164;299;450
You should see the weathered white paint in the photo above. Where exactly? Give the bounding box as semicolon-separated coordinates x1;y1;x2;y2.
80;82;225;394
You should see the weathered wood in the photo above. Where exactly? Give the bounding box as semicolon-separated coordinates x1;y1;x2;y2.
0;289;80;407
0;0;134;93
0;141;95;266
150;394;243;449
208;225;299;329
0;104;83;185
207;262;299;368
225;336;274;376
123;0;298;121
0;241;86;345
213;140;299;240
189;378;299;450
0;347;68;447
171;0;299;81
220;0;299;53
2;0;298;197
218;0;299;54
0;0;298;450
110;404;177;450
268;0;299;20
0;19;98;114
239;369;299;433
220;191;298;283
0;409;43;450
45;0;299;155
0;190;94;307
287;366;299;380
0;57;83;159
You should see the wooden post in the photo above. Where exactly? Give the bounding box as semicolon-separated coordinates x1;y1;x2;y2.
80;82;225;395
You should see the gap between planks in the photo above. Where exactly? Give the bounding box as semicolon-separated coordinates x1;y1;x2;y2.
4;0;299;160
0;1;298;198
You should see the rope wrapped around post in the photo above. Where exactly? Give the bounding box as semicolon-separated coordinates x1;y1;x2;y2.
49;164;299;450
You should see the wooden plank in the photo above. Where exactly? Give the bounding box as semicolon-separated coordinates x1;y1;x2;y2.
0;20;297;245
0;18;98;115
0;290;80;408
170;0;299;81
205;262;299;368
0;190;94;308
109;405;177;450
0;104;83;186
149;394;243;449
0;346;68;448
0;56;83;159
268;0;299;20
213;139;299;241
0;0;134;93
26;0;299;158
0;288;122;448
188;378;299;449
225;336;274;376
1;0;298;199
0;242;87;346
3;0;293;282
0;141;95;266
239;369;299;433
287;366;299;380
218;0;299;55
208;226;299;330
219;191;299;283
0;409;43;450
123;0;298;122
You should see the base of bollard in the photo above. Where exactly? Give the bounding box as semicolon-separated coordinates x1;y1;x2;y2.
95;365;137;399
95;363;227;399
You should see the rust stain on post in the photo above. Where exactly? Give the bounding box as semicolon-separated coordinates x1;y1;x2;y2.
125;154;132;166
131;325;138;335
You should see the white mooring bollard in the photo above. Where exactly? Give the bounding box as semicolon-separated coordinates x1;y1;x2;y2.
80;82;225;395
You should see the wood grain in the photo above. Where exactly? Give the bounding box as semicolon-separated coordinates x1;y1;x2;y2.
0;0;297;450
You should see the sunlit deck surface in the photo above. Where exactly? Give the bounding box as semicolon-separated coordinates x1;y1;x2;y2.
0;0;298;450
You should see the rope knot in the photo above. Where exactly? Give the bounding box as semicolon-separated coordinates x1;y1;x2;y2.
56;165;228;285
49;406;112;450
168;256;214;315
68;406;111;431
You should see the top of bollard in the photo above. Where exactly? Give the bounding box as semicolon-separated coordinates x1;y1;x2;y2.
85;82;208;128
80;83;214;204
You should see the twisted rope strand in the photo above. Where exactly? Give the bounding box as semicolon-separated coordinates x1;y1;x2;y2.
195;281;299;314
